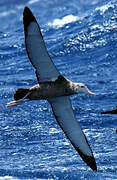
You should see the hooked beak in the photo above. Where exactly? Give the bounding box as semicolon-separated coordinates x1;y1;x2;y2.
86;87;96;96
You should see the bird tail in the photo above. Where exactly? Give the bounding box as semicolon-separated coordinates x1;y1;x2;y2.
6;88;30;108
14;88;30;100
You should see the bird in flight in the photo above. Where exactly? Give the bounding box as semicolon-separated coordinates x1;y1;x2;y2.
6;6;97;171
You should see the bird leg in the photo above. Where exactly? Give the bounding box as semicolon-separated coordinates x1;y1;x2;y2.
6;92;31;108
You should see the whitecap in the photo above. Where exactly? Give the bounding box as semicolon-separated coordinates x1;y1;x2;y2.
0;10;15;17
0;176;19;180
48;14;78;28
28;0;40;5
95;3;114;15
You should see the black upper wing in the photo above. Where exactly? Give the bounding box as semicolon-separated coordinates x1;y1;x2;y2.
23;6;60;82
49;96;97;171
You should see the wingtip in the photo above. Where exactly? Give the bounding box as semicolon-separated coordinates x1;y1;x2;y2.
23;6;37;32
23;6;33;15
23;6;36;21
86;155;97;171
79;150;97;171
24;6;29;11
23;6;43;42
70;137;97;171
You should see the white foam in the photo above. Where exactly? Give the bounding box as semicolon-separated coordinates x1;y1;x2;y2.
28;0;40;4
0;176;19;180
48;14;78;28
0;10;15;17
95;3;114;15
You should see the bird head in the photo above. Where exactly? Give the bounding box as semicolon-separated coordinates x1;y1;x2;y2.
74;83;95;96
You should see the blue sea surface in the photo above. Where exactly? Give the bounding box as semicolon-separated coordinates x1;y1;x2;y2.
0;0;117;179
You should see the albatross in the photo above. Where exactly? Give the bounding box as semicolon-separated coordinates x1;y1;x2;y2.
6;6;97;171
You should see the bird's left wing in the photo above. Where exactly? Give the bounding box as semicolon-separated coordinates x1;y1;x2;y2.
23;7;60;82
48;96;97;171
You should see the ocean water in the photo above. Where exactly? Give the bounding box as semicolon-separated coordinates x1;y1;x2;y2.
0;0;117;179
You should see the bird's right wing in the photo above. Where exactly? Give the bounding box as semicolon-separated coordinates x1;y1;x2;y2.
23;7;60;82
48;96;97;171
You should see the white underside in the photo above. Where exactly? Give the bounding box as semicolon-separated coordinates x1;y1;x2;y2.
49;96;92;157
26;22;59;82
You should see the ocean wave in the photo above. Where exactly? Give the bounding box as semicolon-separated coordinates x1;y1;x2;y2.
0;10;16;17
95;2;115;15
28;0;40;5
48;14;78;28
0;176;19;180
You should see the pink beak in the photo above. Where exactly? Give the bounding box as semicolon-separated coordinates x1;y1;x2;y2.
86;87;96;96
